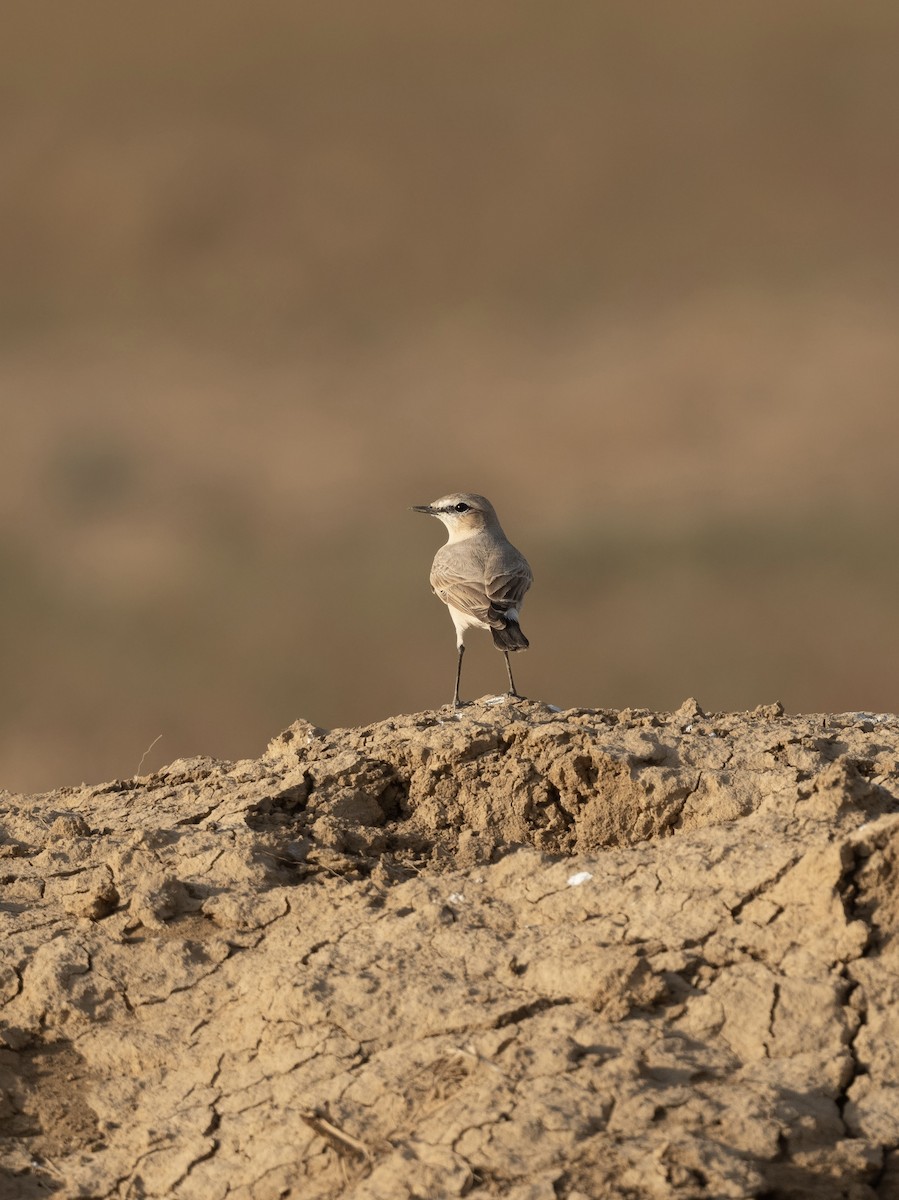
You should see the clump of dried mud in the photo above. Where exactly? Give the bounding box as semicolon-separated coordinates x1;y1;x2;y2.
3;698;899;1199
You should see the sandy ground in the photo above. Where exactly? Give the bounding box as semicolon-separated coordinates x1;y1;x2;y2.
2;699;899;1198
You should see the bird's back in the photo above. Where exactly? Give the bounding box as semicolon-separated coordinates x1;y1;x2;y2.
432;530;532;604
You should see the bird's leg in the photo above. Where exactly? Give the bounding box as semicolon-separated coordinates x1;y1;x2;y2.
504;651;521;698
453;644;465;708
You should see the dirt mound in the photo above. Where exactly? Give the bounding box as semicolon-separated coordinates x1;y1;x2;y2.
2;700;899;1199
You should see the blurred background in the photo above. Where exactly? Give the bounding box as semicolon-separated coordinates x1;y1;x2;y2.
3;1;899;793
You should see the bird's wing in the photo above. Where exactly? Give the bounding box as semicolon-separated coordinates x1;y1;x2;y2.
485;548;533;613
431;546;532;627
430;561;505;629
484;552;532;609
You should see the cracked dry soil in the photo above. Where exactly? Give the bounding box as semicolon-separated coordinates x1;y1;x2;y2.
2;698;899;1199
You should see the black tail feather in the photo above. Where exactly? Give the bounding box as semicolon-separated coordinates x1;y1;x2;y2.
492;620;529;652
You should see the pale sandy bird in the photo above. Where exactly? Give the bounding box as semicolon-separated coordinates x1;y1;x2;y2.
412;493;533;707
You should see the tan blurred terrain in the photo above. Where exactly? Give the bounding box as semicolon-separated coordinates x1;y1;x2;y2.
3;1;899;792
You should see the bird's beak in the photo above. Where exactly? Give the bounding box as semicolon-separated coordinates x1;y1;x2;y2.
411;505;435;514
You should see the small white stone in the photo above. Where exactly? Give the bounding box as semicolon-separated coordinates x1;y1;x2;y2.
567;871;593;888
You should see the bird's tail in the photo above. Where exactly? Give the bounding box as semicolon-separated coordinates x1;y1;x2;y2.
492;619;529;652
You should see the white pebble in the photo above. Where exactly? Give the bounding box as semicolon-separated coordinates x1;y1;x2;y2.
567;871;593;888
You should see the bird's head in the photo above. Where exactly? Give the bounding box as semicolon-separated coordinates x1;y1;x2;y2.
411;493;499;541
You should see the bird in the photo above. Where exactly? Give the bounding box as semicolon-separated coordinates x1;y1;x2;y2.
412;492;533;708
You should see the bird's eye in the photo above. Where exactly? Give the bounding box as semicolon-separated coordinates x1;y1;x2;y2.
454;502;469;513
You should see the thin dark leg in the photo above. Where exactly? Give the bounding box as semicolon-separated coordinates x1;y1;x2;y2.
453;644;465;708
504;651;521;697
